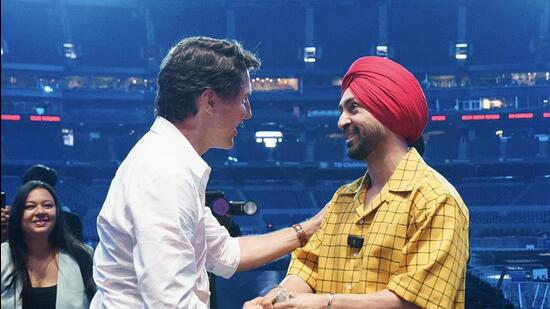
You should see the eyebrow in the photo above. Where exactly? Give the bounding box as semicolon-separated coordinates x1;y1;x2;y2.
26;200;54;204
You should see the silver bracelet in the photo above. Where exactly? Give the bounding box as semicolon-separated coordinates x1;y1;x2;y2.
327;293;334;309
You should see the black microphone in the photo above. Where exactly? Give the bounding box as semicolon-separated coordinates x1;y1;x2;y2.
347;235;364;249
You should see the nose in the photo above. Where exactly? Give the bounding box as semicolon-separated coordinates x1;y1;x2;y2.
35;206;47;216
243;99;252;120
337;112;349;129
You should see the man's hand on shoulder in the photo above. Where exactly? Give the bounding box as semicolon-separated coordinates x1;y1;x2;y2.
301;205;326;241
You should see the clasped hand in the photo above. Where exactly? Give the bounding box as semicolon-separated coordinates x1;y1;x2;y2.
243;287;328;309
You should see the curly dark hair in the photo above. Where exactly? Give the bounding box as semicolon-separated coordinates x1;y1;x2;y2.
154;36;261;122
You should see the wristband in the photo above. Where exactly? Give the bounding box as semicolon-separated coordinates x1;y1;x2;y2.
292;223;308;247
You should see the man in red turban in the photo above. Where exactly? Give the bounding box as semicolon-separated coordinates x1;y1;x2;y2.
257;57;469;309
341;56;428;146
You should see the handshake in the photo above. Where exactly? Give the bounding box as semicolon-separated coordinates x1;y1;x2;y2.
243;286;294;309
242;285;333;309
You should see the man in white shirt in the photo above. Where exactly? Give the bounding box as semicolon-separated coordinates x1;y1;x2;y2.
91;37;323;309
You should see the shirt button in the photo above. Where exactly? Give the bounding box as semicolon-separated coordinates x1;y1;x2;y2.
347;284;352;290
358;219;364;225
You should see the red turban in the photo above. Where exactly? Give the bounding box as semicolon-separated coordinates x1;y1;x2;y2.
341;56;427;144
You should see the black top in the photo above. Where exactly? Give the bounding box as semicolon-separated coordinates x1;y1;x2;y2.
25;285;57;309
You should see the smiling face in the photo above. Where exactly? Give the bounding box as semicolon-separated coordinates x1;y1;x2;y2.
211;71;253;149
337;88;387;160
21;188;57;240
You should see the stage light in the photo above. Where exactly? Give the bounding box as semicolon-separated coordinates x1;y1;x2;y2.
63;43;77;59
535;134;548;142
376;45;388;58
482;98;503;109
303;47;316;63
62;128;74;146
255;131;282;138
264;138;277;148
1;39;7;56
255;131;283;148
455;43;468;60
43;86;54;93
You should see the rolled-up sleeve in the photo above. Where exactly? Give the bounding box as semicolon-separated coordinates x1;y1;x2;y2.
129;173;207;309
286;229;321;290
204;207;240;278
287;200;333;290
387;194;469;309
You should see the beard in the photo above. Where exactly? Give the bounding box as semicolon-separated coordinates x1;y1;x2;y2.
345;124;384;160
346;138;369;160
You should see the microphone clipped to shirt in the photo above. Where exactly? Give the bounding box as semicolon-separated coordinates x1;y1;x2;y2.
347;235;364;249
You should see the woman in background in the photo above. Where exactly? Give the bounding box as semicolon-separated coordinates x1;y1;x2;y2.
1;181;95;309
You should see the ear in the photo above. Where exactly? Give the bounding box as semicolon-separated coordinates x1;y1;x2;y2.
197;89;217;116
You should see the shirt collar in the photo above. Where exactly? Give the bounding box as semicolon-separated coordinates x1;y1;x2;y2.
339;148;427;223
150;116;211;180
339;147;426;195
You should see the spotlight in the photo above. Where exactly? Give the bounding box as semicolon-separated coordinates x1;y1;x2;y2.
226;156;238;162
455;43;468;60
303;47;316;63
63;42;77;59
255;131;283;148
375;45;388;58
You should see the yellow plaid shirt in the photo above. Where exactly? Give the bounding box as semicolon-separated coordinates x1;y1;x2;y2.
288;148;469;309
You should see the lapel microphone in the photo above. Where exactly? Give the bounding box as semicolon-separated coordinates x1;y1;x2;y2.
347;235;364;249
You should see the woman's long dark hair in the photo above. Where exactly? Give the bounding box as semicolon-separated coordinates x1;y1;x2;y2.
6;181;96;304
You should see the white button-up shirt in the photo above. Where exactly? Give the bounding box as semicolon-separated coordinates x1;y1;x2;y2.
91;117;240;308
